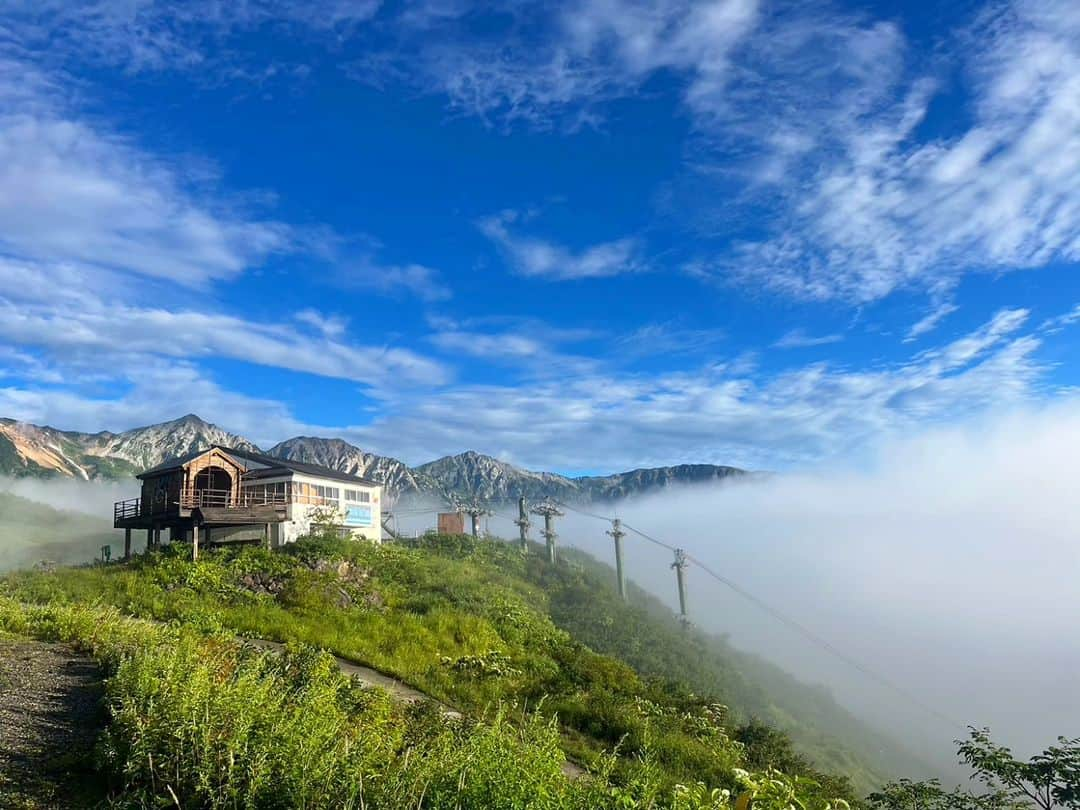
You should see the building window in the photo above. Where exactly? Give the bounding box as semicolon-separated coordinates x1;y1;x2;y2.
344;489;370;503
313;484;340;502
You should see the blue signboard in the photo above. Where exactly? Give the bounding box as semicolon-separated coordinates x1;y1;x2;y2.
344;505;372;528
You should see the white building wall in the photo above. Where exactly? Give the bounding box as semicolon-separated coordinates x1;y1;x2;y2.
250;472;382;544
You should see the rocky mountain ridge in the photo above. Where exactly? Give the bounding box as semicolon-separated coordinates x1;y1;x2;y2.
0;414;746;503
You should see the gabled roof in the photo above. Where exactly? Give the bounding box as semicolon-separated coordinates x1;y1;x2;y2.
137;445;379;487
136;447;220;478
221;446;379;486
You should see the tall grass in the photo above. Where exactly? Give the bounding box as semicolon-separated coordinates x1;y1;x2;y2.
0;535;855;809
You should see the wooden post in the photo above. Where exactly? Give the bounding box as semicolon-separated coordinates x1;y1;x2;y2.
192;523;199;562
146;528;153;550
265;523;272;550
124;528;132;561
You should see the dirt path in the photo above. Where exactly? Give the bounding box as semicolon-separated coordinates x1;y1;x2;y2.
243;638;464;718
242;637;586;779
0;640;107;809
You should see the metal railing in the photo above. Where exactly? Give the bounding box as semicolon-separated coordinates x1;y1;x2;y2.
114;497;142;522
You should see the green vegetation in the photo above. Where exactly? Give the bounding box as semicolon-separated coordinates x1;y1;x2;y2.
0;531;873;808
4;530;1075;808
544;546;927;791
868;731;1080;809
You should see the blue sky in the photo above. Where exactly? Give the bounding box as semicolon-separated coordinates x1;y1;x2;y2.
0;0;1078;474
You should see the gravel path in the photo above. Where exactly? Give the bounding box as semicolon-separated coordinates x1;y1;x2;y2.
0;640;107;809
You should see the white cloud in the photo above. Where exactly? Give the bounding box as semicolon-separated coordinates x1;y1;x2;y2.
1041;303;1080;334
0;57;291;286
359;0;1078;305
3;0;381;74
426;314;600;377
560;400;1080;761
773;329;843;349
354;0;758;129
1;303;1050;474
716;0;1080;302
612;322;727;360
479;211;645;280
294;309;349;338
431;331;547;361
0;49;453;398
0;361;314;447
344;258;452;303
346;307;1044;469
0;259;449;388
904;299;960;342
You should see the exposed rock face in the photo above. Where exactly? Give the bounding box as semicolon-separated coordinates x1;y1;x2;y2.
415;450;583;502
86;414;259;471
0;414;747;504
0;414;255;480
265;436;438;497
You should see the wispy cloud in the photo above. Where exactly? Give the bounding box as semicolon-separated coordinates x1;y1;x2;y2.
479;210;645;280
0;56;292;286
904;299;960;343
0;302;1062;471
1041;303;1080;334
346;259;453;303
294;309;349;338
0;261;449;388
773;329;843;349
612;322;727;361
714;0;1080;303
354;0;1079;306
351;0;759;130
3;0;381;74
428;316;599;377
346;307;1045;469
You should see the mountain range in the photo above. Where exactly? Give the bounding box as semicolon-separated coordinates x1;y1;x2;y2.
0;414;745;504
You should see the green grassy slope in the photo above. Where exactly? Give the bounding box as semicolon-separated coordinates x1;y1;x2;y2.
0;531;928;802
541;547;932;792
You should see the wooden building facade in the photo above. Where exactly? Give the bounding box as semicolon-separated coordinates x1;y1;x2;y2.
113;445;382;558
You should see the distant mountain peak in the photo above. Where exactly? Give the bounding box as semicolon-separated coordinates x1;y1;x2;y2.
174;413;210;425
0;414;748;503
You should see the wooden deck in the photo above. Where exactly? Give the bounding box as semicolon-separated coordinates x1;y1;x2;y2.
194;505;287;525
113;489;289;529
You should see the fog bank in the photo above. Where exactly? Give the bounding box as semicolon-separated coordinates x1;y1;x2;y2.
0;476;136;570
557;400;1080;769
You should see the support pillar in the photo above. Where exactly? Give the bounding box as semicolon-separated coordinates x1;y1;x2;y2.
514;496;530;552
530;501;563;565
544;513;557;563
607;519;627;601
146;528;154;551
672;549;689;626
265;523;272;550
124;528;132;561
192;522;200;562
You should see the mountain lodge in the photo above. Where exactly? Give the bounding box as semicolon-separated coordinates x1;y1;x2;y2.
113;445;382;558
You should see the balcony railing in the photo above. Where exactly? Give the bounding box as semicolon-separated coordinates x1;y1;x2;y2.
114;487;347;522
114;497;142;522
179;488;289;509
